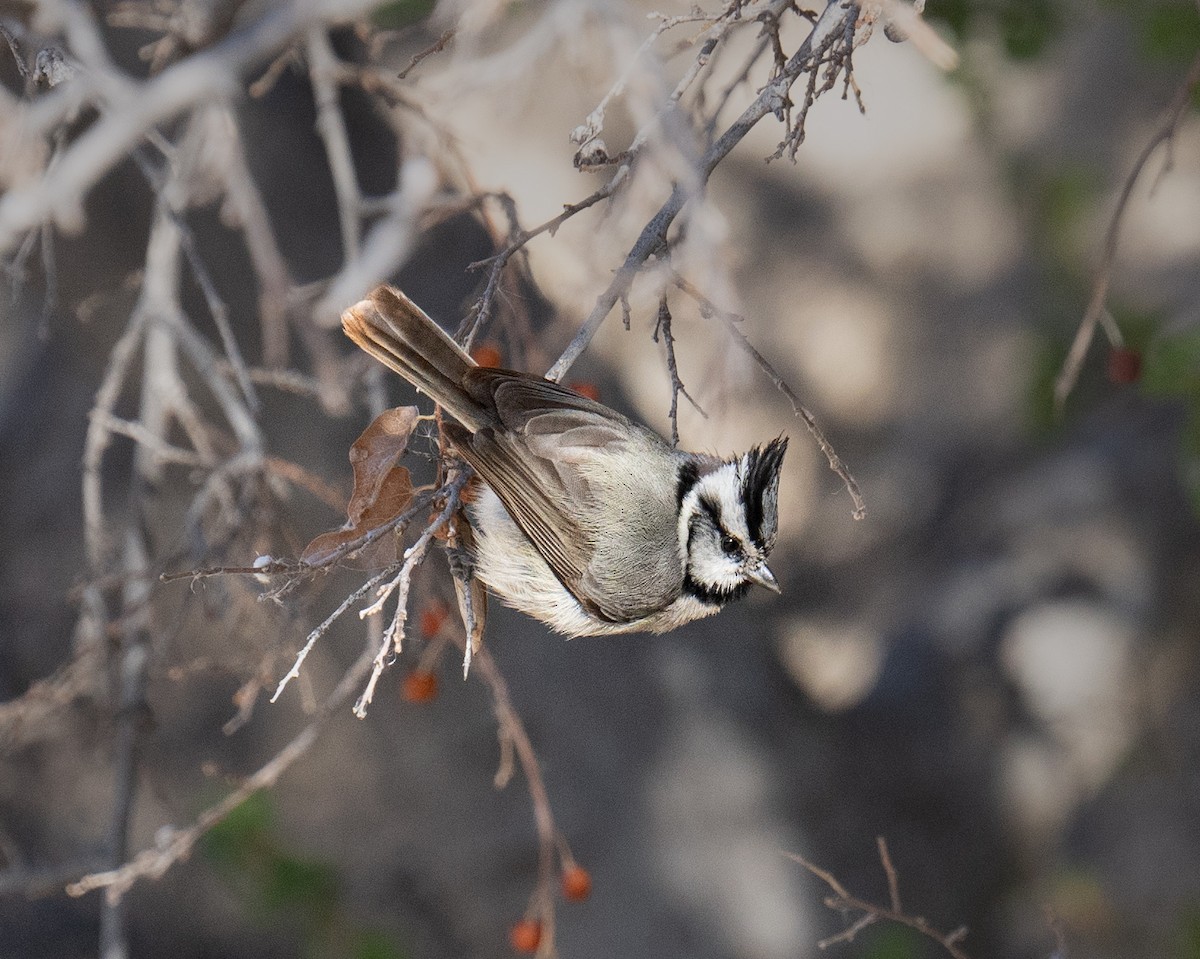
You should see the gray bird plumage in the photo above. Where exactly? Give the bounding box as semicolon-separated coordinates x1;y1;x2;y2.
342;285;786;637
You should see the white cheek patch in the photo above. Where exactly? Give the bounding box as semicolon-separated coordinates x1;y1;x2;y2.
697;463;751;543
676;461;757;593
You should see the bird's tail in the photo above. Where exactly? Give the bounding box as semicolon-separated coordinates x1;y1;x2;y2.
341;286;488;432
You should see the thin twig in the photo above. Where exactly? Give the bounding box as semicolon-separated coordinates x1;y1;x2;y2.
460;182;627;348
0;859;108;897
674;275;866;519
877;835;902;913
270;565;399;704
543;0;860;384
353;471;470;716
652;294;706;446
788;841;972;959
474;645;563;959
1054;49;1200;410
397;27;455;80
68;622;382;903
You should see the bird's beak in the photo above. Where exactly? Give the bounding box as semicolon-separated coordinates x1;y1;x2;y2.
747;563;780;593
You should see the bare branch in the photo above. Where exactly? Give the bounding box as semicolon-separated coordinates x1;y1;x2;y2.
1055;49;1200;410
674;275;866;519
474;645;568;959
68;621;383;903
353;470;471;715
396;27;455;80
652;293;706;447
0;0;383;251
788;841;972;959
544;0;860;384
877;835;902;913
306;26;362;264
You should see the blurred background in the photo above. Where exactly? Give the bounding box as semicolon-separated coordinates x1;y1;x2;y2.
1;0;1200;957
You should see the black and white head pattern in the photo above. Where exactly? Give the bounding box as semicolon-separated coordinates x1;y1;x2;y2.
676;435;788;606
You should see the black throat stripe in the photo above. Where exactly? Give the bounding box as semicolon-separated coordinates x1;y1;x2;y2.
681;570;752;607
682;516;752;607
676;460;701;509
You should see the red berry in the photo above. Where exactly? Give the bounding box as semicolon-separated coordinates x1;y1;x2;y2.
472;343;503;368
419;603;448;638
508;918;542;953
402;670;438;703
561;864;592;901
1107;347;1142;385
568;381;600;402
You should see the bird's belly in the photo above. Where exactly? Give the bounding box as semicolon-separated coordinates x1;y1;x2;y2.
468;488;711;637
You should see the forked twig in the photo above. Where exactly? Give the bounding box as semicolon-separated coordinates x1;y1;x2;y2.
789;837;971;959
1054;49;1200;410
68;620;383;903
653;293;706;447
674;275;866;519
543;0;860;385
474;645;573;958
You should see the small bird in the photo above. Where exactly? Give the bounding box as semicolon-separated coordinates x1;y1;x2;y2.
342;285;787;637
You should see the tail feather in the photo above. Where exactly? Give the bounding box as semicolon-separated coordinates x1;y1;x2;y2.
342;286;487;431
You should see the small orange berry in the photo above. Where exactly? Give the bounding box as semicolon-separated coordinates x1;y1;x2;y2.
402;670;439;703
472;343;503;368
419;602;449;638
561;864;592;902
568;381;600;402
508;918;542;953
1106;347;1142;385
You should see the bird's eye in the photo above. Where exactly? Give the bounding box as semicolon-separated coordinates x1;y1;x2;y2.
720;534;740;556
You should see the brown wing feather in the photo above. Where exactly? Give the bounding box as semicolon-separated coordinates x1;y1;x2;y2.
444;419;661;624
447;368;676;625
462;368;637;431
442;423;615;617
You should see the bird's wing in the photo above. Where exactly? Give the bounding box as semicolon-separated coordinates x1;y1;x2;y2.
445;370;673;624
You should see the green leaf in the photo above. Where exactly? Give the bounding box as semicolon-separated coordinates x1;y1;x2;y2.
371;0;437;29
1140;2;1200;61
264;854;340;914
350;930;411;959
1000;0;1059;58
1142;330;1200;397
861;924;925;959
201;791;274;868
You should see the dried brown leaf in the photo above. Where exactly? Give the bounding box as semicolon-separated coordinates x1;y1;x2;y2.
347;406;420;524
301;407;420;566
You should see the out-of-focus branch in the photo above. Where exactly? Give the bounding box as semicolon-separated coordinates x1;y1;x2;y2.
210;105;294;367
1054;48;1200;411
790;837;972;958
674;275;866;519
543;0;859;383
313;156;439;328
98;527;153;959
306;26;362;264
0;0;382;251
474;645;569;959
68;618;383;903
0;858;107;897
